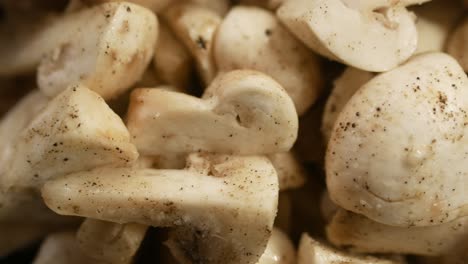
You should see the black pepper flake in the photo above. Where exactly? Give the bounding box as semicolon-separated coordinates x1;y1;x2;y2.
265;29;272;36
196;36;207;50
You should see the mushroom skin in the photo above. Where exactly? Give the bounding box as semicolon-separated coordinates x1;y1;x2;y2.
447;17;468;72
277;0;420;72
127;70;298;156
42;154;279;264
326;52;468;227
268;152;306;191
214;6;322;115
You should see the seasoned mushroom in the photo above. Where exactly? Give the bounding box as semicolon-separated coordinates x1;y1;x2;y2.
277;0;425;71
326;52;468;227
268;152;306;191
164;3;221;85
257;228;296;264
214;6;322;115
42;154;278;264
0;85;138;222
321;67;374;143
447;17;468;72
127;70;298;156
327;209;468;256
297;233;405;264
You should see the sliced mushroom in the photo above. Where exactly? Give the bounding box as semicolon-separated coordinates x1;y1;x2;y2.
127;70;298;156
321;67;374;143
0;85;138;222
33;232;103;264
214;6;322;115
327;209;468;256
79;0;173;12
326;52;468;227
277;0;422;72
153;20;193;90
257;228;296;264
164;3;221;85
77;219;147;264
298;233;405;264
42;154;279;264
268;152;306;191
447;17;468;72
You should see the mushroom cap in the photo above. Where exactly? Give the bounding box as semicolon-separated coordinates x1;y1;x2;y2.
215;6;322;115
447;17;468;72
326;52;468;227
257;228;296;264
127;70;298;156
277;0;418;72
42;154;279;264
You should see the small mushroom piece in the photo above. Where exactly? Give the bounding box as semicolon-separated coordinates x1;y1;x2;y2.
321;67;374;143
153;21;193;90
298;233;405;264
37;2;157;100
326;52;468;227
33;232;103;264
257;228;296;264
326;209;468;256
277;0;421;72
77;219;147;264
164;3;221;85
127;70;298;156
42;154;278;264
268;152;306;191
214;6;322;115
447;17;468;72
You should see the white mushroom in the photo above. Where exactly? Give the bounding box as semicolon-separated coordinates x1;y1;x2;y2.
277;0;424;72
42;154;279;264
77;219;148;264
297;233;405;264
268;152;306;191
326;52;468;227
447;17;468;72
257;228;296;264
164;3;221;85
321;67;374;143
127;70;298;156
214;6;322;115
0;85;138;222
326;209;468;256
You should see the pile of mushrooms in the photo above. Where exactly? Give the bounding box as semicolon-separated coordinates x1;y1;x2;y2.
0;0;466;263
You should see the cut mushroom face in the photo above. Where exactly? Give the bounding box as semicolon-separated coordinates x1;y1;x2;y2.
42;154;279;264
127;70;298;156
447;17;468;72
298;233;405;264
0;85;138;222
277;0;420;72
326;52;468;227
268;152;306;191
77;219;147;264
164;3;221;85
321;67;374;143
326;209;468;256
215;6;322;115
257;228;296;264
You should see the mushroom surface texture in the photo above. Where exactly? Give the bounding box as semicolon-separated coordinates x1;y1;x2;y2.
127;70;298;156
257;228;296;264
42;154;279;264
447;17;468;72
326;52;468;227
277;0;424;72
215;6;322;115
268;152;306;191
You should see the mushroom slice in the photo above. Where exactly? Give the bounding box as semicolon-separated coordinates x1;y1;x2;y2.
127;70;298;156
298;233;405;264
277;0;420;72
447;17;468;72
326;52;468;227
321;67;374;143
33;232;103;264
153;20;193;90
268;152;306;191
37;2;157;100
165;3;221;85
257;228;296;264
77;219;147;264
327;209;468;256
42;154;279;264
215;6;322;115
0;85;138;221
